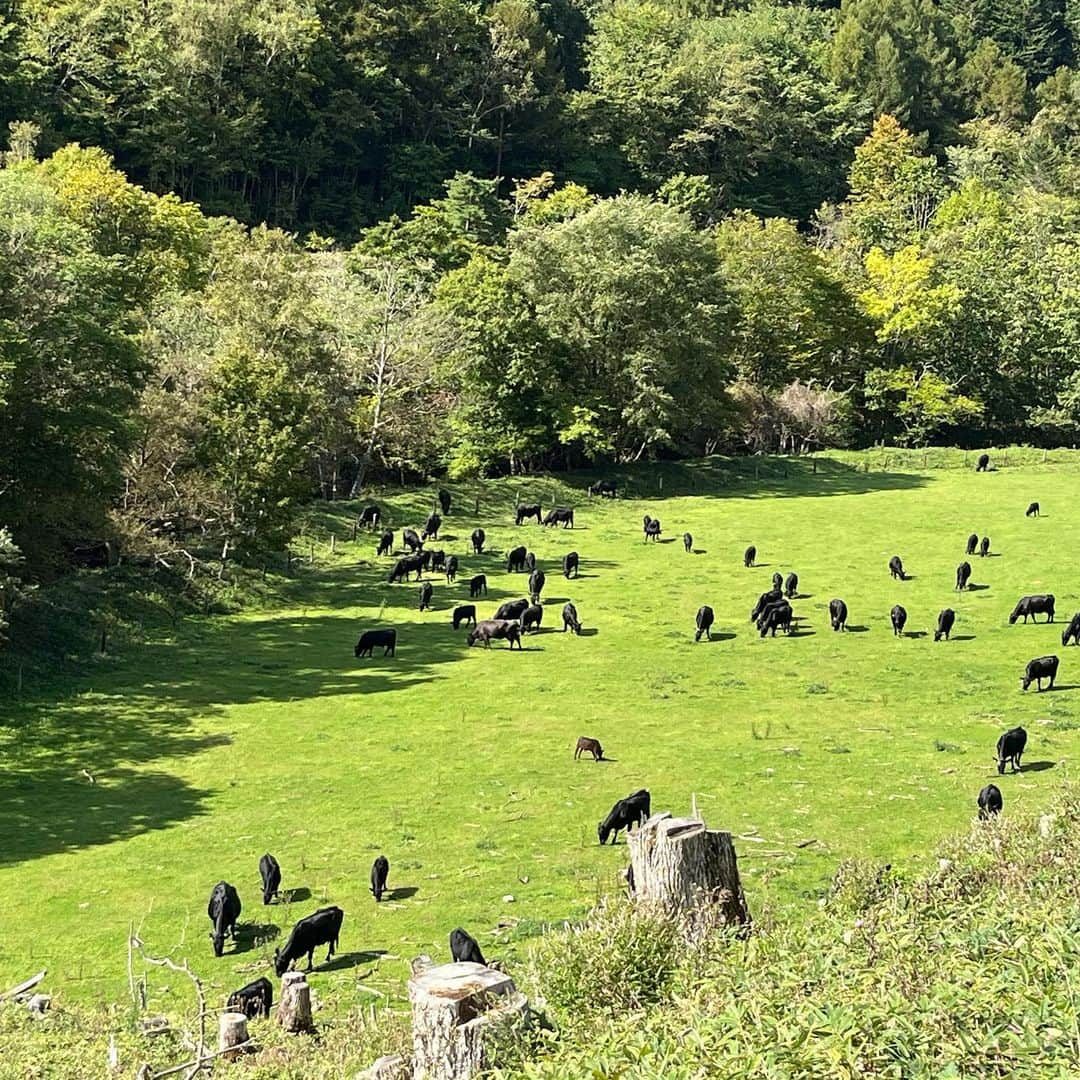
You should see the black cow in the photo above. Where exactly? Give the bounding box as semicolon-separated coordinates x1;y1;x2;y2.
494;598;529;621
450;927;486;966
1061;612;1080;646
528;568;546;603
1026;501;1040;517
438;488;452;515
376;530;393;557
471;528;485;554
520;604;544;633
563;551;579;578
955;562;972;591
228;977;273;1019
419;550;434;573
978;784;1003;820
758;600;792;637
934;608;956;641
355;629;397;657
750;589;783;623
996;726;1027;773
516;503;542;526
423;513;441;541
524;552;536;572
403;528;423;553
966;533;978;555
507;545;527;573
358;505;380;529
469;574;487;598
683;532;693;553
208;881;241;958
976;452;990;472
979;536;990;558
744;545;756;568
1010;595;1055;624
259;853;280;906
830;598;848;632
467;619;522;649
695;605;714;642
419;581;433;611
589;479;617;498
370;856;389;901
452;605;477;630
598;789;651;845
429;549;447;572
771;572;783;592
562;602;582;634
274;907;344;976
445;555;459;583
1022;655;1059;692
890;604;907;636
784;572;798;599
544;507;574;528
889;555;905;581
387;557;413;584
644;518;661;542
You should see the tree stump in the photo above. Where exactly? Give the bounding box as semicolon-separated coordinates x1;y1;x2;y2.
627;812;750;940
276;972;314;1033
218;1011;249;1060
358;1054;409;1080
408;961;529;1080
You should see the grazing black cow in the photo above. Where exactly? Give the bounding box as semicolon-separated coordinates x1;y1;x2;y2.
744;545;756;568
370;856;389;901
438;488;452;516
208;881;241;958
403;528;423;553
589;479;617;498
376;530;393;557
228;977;273;1019
355;629;397;657
1062;612;1080;646
598;789;651;845
575;736;603;761
1009;594;1055;624
387;557;412;584
494;598;530;621
419;550;434;573
452;605;477;630
890;604;907;637
979;536;990;558
750;589;783;623
524;552;536;572
758;600;792;637
955;561;972;591
1026;501;1040;517
429;549;447;572
507;545;528;573
516;503;542;526
471;528;485;554
358;505;380;529
771;571;783;592
683;532;692;553
469;574;487;598
445;555;459;583
259;853;280;905
644;518;661;542
934;608;956;641
996;726;1027;773
694;605;714;642
544;507;574;528
966;533;978;556
1022;654;1059;692
520;604;544;633
976;452;990;472
450;928;486;966
889;555;905;580
562;602;582;634
563;551;579;578
423;513;441;541
419;582;433;611
274;907;344;976
528;568;546;603
784;572;798;599
978;784;1003;820
830;598;848;632
467;619;523;649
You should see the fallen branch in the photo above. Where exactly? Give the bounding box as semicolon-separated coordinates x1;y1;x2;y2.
1;970;45;1001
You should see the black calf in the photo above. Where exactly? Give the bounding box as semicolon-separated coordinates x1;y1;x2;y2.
683;532;693;553
371;856;389;901
888;555;905;580
452;605;477;630
450;927;487;965
419;581;433;611
563;551;579;578
977;784;1003;820
469;574;487;598
744;545;756;568
355;629;397;657
694;605;714;642
471;528;485;554
829;598;847;632
890;604;907;636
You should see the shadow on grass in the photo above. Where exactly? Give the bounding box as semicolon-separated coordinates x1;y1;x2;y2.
904;631;929;639
968;583;991;592
279;887;312;904
1020;760;1056;772
950;634;977;641
700;632;737;643
385;886;418;901
234;923;281;953
846;625;870;633
320;949;387;973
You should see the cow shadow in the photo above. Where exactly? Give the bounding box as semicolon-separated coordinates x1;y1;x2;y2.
904;631;928;639
319;949;388;972
1046;684;1080;692
788;629;816;638
967;583;991;591
845;625;870;633
280;887;311;904
233;922;281;953
385;886;418;901
750;563;771;568
577;628;600;637
692;549;707;555
950;634;976;641
1020;760;1056;772
701;632;736;643
656;537;677;544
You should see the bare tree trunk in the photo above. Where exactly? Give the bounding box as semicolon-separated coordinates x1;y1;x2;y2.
276;972;313;1033
218;1012;249;1060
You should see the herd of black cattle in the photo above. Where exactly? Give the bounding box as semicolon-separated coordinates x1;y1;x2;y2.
209;461;1059;1017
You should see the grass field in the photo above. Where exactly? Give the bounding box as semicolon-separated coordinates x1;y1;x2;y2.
3;449;1080;1020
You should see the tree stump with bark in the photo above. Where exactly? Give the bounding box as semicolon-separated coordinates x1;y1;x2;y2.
408;961;528;1080
627;812;750;940
218;1011;249;1060
276;971;314;1033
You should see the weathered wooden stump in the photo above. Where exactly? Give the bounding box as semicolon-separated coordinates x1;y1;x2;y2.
276;971;314;1033
358;1053;409;1080
218;1011;249;1060
627;812;750;939
408;961;528;1080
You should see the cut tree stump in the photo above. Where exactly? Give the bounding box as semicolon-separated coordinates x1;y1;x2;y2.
218;1012;249;1061
276;972;314;1033
357;1053;409;1080
408;961;528;1080
627;812;750;939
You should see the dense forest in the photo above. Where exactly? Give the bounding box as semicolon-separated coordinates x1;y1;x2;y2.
1;0;1080;608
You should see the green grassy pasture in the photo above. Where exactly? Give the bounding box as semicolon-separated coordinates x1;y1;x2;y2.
2;451;1079;1017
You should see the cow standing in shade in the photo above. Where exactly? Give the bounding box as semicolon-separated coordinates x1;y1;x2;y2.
438;489;452;515
507;546;527;573
469;574;487;598
452;605;477;630
589;480;617;498
445;555;459;583
376;530;393;557
419;582;433;611
403;529;423;554
355;629;397;657
423;513;441;541
516;503;542;526
471;528;485;554
563;551;579;578
358;505;380;530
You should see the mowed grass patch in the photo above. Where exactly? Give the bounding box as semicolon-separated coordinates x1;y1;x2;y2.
2;451;1079;1016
